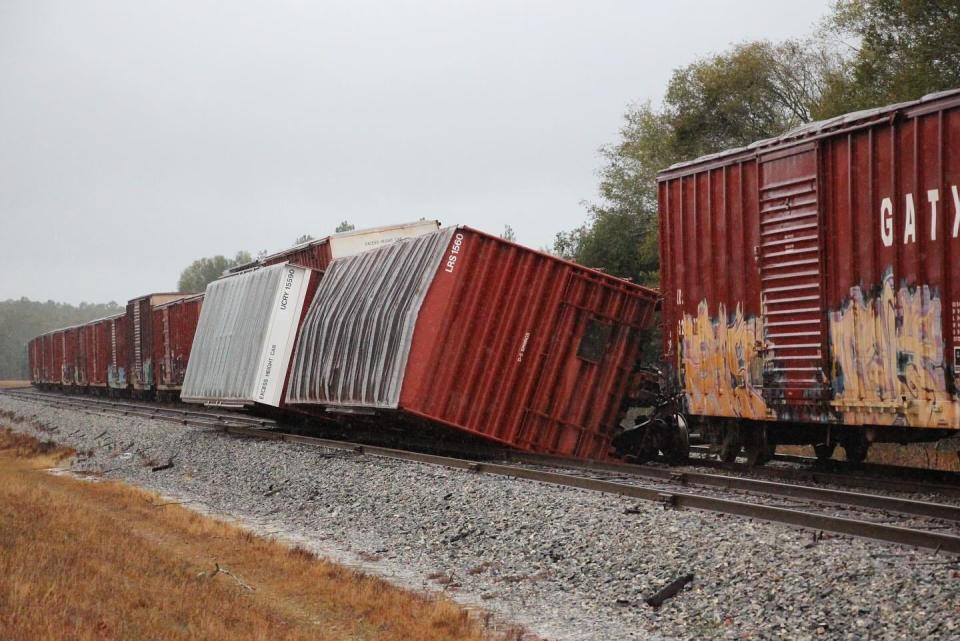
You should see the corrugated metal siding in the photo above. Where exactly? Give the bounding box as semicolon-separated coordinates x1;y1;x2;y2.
182;264;315;406
288;228;455;408
182;266;284;403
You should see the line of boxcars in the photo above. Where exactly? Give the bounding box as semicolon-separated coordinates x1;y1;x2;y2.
28;89;960;466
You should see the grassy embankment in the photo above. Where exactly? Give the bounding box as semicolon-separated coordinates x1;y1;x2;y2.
0;426;518;641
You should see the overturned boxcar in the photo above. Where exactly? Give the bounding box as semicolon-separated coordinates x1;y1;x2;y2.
286;227;660;459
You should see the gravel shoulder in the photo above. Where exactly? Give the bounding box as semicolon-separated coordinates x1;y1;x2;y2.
2;394;959;641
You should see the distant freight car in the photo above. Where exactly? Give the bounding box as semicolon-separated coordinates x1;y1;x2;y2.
287;227;659;459
28;336;41;385
229;219;440;273
181;263;321;408
153;294;203;399
62;326;80;387
656;88;960;464
126;293;193;397
83;314;123;392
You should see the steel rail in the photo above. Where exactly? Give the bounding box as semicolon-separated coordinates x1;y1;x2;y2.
6;389;960;553
492;451;960;522
1;390;271;431
4;389;274;428
690;443;960;486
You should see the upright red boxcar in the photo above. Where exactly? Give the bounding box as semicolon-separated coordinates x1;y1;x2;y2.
126;293;191;395
77;322;95;387
40;332;57;385
657;88;960;460
108;314;129;393
288;227;659;459
153;293;203;396
62;327;80;387
28;337;41;385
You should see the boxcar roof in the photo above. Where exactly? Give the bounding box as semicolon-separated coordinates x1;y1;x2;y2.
658;87;960;179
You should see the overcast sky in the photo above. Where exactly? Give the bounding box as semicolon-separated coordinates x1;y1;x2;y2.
0;0;831;304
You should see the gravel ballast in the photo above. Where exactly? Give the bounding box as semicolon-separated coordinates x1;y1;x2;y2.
2;394;959;641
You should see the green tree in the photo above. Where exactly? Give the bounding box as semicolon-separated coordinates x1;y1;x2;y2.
335;221;355;233
500;225;517;242
294;234;314;244
177;251;252;293
821;0;960;113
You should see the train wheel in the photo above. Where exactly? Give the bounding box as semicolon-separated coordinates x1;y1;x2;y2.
719;427;741;463
841;433;869;465
813;442;835;462
660;415;690;465
743;426;771;467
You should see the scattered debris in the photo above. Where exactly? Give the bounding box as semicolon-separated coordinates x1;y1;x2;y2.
645;573;694;608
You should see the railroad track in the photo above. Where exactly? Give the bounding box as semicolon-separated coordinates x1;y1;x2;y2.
2;388;276;430
4;388;960;554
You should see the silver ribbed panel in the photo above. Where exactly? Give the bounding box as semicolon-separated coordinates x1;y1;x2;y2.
287;227;454;408
181;264;286;404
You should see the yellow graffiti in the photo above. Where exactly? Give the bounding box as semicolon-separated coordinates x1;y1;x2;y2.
679;301;770;420
829;270;959;428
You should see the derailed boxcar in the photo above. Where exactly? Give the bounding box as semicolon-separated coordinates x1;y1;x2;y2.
229;220;441;273
153;293;204;398
657;88;960;463
181;263;320;408
286;227;659;459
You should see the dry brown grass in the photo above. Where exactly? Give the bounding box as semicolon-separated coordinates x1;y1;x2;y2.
0;427;515;641
0;380;30;389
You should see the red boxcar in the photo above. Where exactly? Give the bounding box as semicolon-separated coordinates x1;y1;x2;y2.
657;88;960;460
126;293;191;394
77;322;94;387
28;337;41;385
287;227;659;459
230;220;441;273
107;314;129;392
62;326;80;387
80;314;121;390
153;293;203;395
47;330;64;386
39;332;55;385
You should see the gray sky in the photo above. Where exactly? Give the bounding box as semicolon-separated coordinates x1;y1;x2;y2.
0;0;830;304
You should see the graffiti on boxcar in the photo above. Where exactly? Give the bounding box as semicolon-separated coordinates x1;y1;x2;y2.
678;301;769;420
829;267;958;428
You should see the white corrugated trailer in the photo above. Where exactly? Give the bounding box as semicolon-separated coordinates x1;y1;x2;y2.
181;263;321;408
